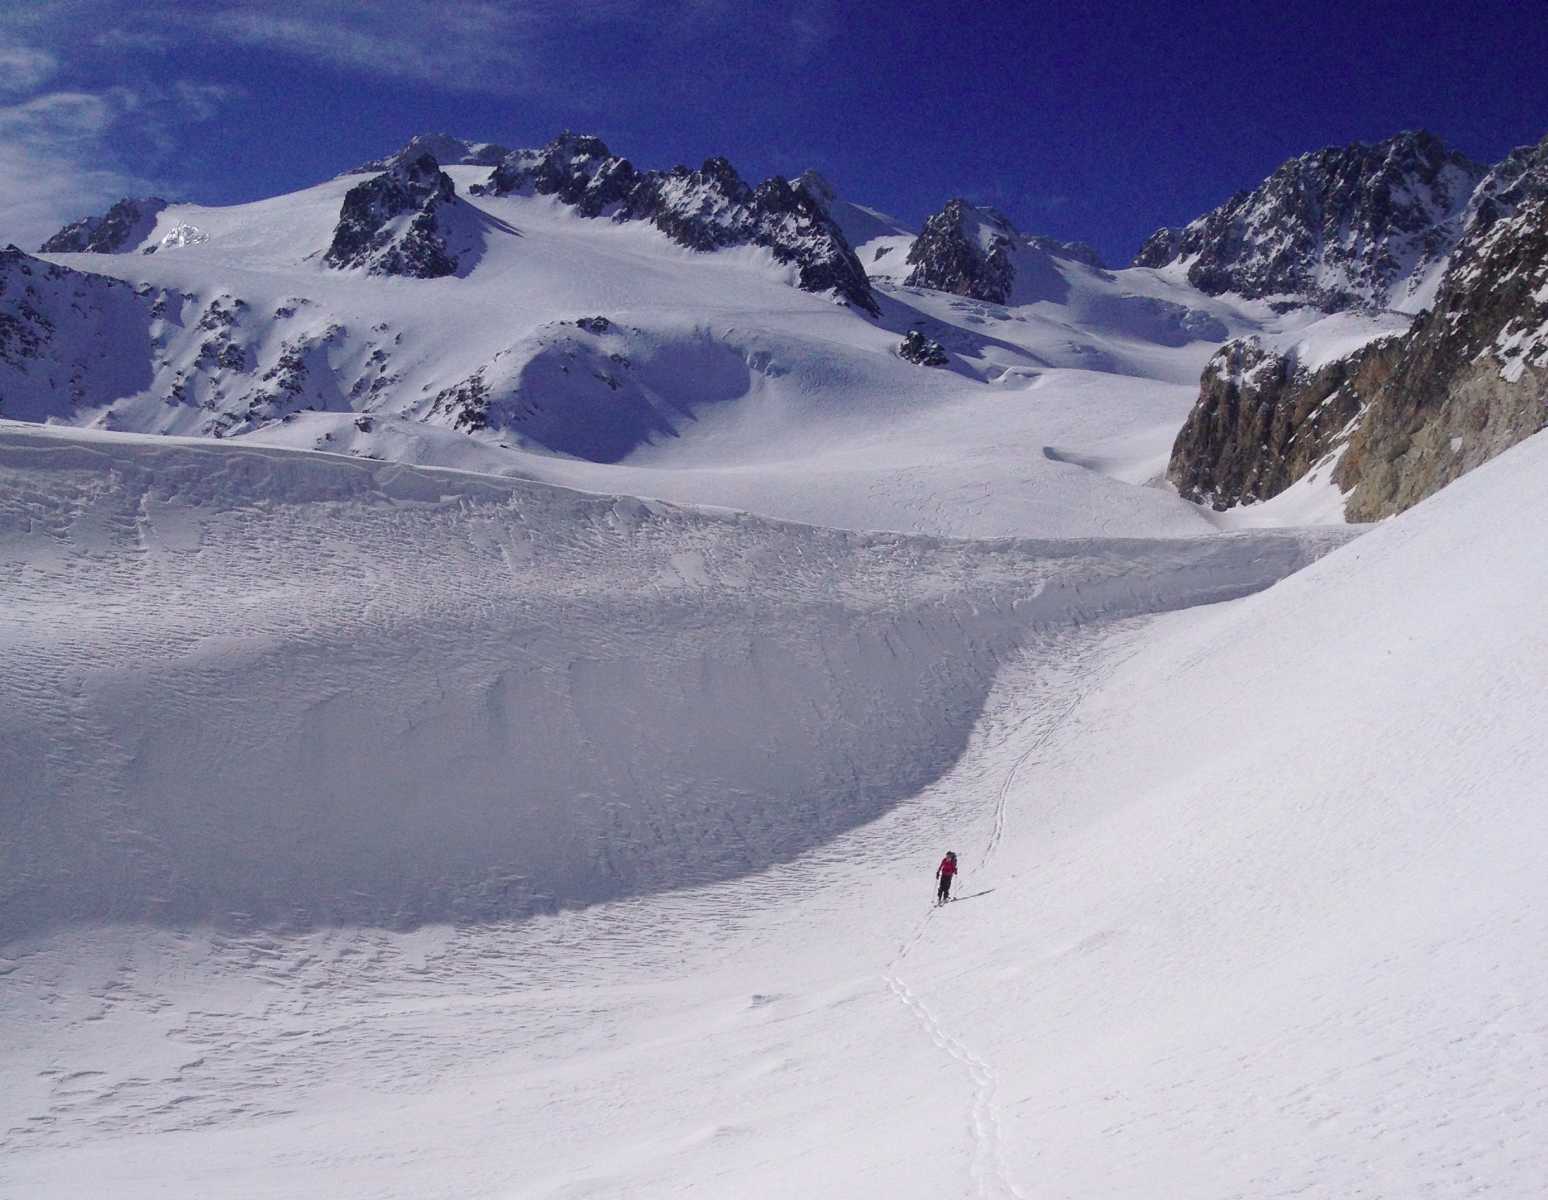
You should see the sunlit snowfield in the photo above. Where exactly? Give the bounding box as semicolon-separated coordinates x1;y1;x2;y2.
3;160;1546;1197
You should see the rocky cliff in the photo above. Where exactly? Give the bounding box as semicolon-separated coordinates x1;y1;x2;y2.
1169;336;1398;509
323;153;466;278
1168;137;1548;519
1135;132;1485;312
1335;193;1548;519
902;200;1019;303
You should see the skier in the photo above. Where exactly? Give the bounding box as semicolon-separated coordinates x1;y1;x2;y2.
935;851;958;905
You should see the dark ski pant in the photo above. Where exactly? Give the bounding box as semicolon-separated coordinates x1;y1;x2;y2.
937;875;953;904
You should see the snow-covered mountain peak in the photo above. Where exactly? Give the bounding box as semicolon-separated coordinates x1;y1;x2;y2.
321;152;477;279
348;133;511;177
475;132;878;312
794;168;837;207
1132;130;1487;312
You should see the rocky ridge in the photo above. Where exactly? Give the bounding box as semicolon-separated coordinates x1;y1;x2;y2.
1135;132;1486;312
323;153;466;278
472;133;878;314
39;197;169;254
1169;134;1548;520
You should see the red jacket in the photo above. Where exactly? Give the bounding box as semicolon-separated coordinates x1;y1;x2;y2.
937;855;957;878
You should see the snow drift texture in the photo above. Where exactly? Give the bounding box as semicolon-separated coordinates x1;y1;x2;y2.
0;426;1335;941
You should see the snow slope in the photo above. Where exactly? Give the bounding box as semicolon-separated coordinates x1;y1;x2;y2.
0;421;1336;942
3;421;1544;1197
15;164;1410;538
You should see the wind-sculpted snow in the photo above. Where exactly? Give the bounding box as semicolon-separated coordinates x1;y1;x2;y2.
426;317;758;459
0;425;1343;941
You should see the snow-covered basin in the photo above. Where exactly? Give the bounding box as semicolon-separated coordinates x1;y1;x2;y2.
4;423;1544;1197
0;422;1337;941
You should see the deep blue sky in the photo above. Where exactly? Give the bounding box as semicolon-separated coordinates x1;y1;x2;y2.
4;0;1548;260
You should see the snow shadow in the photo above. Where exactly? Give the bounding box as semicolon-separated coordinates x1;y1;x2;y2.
0;430;1344;941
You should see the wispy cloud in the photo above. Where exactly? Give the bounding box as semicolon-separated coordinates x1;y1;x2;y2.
0;44;59;93
7;1;806;95
0;132;153;251
0;90;120;140
0;74;237;248
203;2;538;92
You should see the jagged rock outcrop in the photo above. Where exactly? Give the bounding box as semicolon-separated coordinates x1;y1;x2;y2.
323;153;463;278
40;197;169;254
1168;336;1398;509
900;200;1101;302
1134;131;1486;311
0;246;411;437
1334;194;1548;519
903;200;1019;303
350;133;510;175
1168;146;1548;520
898;330;948;366
474;133;878;314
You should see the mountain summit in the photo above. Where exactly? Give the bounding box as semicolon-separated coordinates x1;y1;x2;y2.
1134;131;1486;312
473;133;879;314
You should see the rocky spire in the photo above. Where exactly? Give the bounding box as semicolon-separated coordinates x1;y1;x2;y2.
323;153;462;278
903;200;1020;303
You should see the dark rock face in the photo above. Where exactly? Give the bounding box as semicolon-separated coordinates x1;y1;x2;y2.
323;153;461;278
1168;336;1398;509
1168;143;1548;520
900;201;1100;302
40;197;169;254
475;133;878;314
350;133;510;175
1335;194;1548;519
1133;132;1486;311
898;330;948;366
903;200;1019;303
1132;226;1180;269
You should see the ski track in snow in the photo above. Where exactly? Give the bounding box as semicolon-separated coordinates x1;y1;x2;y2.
881;623;1115;1200
8;425;1548;1195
